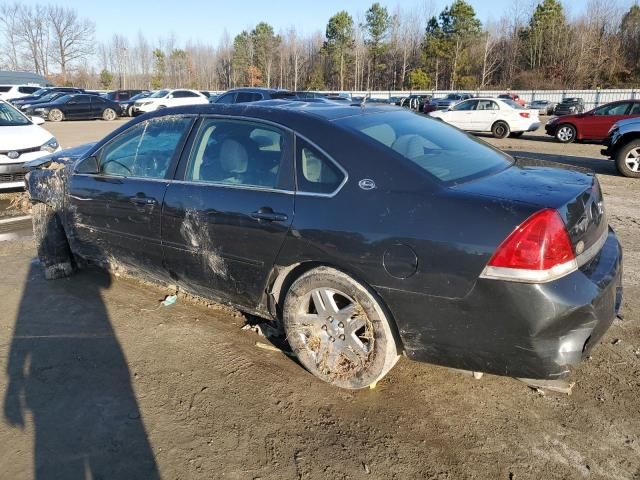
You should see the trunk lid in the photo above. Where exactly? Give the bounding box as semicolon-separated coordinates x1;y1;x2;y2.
453;157;607;257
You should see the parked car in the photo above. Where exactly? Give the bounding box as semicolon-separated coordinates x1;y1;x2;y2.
132;89;208;115
601;117;640;177
103;89;148;102
554;97;585;116
400;94;431;111
119;92;152;117
10;87;85;107
423;93;474;113
16;91;69;112
529;100;556;115
0;85;42;101
545;100;640;144
24;102;621;389
498;93;526;107
428;97;540;138
0;99;60;190
215;87;299;104
25;94;121;122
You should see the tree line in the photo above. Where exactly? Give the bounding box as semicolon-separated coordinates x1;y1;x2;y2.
1;0;640;92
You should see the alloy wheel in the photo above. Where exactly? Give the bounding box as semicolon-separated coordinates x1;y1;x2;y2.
557;126;574;142
625;148;640;172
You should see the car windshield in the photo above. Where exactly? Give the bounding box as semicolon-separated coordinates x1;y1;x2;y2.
445;94;459;100
337;110;512;183
38;93;60;102
129;93;148;101
32;88;48;96
0;101;30;126
501;99;523;109
53;95;73;104
149;90;169;98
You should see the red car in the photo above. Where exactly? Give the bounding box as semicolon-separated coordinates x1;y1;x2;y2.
498;93;526;107
545;100;640;143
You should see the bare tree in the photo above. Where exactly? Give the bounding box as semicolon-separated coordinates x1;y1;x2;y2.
47;5;95;82
0;3;22;70
16;4;51;76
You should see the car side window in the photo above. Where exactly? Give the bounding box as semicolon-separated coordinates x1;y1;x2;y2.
236;92;263;103
296;139;344;195
453;100;477;111
186;118;287;189
92;97;106;104
595;103;630;116
630;103;640;115
216;93;235;104
99;116;192;179
477;100;498;110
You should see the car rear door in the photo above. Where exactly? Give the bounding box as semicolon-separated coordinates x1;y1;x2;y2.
473;100;499;131
161;116;295;308
65;95;92;119
68;115;195;274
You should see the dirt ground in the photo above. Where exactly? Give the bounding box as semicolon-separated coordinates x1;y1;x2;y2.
0;118;639;480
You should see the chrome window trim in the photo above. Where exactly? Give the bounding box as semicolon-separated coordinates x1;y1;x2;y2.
294;132;349;198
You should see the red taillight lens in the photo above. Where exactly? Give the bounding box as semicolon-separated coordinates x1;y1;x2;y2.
488;209;575;271
519;112;530;118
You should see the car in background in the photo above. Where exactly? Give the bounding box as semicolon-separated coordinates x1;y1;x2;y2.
429;97;540;138
103;89;148;103
545;100;640;143
0;85;42;101
16;91;69;112
400;94;431;111
0;99;60;190
132;89;208;115
498;93;526;107
554;98;585;116
529;100;556;115
215;87;300;104
25;94;121;122
601;117;640;177
10;87;86;107
24;102;622;390
119;91;152;117
423;93;474;113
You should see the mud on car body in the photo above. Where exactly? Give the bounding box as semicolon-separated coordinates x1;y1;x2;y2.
24;102;623;389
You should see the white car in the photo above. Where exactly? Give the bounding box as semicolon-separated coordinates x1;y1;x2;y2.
428;97;540;138
132;89;208;115
0;100;61;190
0;85;42;101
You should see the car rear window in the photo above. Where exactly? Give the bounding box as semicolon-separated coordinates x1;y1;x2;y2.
337;110;512;183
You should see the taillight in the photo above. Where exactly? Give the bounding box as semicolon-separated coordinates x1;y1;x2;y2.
519;112;530;118
481;209;577;283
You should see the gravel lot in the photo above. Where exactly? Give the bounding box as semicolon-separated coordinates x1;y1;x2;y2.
0;117;639;479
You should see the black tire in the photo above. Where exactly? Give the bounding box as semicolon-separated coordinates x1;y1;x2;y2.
615;139;640;178
102;108;117;121
48;108;64;122
127;106;133;117
283;266;400;389
555;123;576;143
509;131;524;138
32;203;74;280
491;121;510;139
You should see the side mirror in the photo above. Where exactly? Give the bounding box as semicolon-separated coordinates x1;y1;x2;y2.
76;155;99;175
30;116;45;125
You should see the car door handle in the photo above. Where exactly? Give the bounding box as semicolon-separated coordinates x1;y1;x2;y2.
251;208;288;222
130;197;157;206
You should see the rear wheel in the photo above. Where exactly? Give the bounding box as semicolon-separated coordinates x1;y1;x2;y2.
491;121;510;139
555;124;576;143
283;267;400;389
102;108;117;121
615;140;640;178
48;109;64;122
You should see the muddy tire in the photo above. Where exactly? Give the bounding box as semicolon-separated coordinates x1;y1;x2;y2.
615;139;640;178
283;267;400;389
32;203;74;280
555;124;576;143
492;121;510;139
102;108;117;121
48;109;64;122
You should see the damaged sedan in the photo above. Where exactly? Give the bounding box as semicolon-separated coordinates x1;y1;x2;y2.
24;101;623;389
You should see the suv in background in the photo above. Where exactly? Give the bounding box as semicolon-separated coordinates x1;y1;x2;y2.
554;98;585;116
498;93;526;107
424;93;474;113
0;85;42;101
602;117;640;177
215;88;299;104
103;90;148;102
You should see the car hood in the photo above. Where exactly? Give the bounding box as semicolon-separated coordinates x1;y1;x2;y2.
24;142;96;169
614;117;640;129
0;124;52;151
451;157;593;209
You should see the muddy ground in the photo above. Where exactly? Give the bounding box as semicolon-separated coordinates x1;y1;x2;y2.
0;119;639;479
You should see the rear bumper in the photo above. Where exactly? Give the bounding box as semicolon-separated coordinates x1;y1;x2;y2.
378;228;623;379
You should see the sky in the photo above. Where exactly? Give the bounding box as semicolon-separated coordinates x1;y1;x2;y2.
18;0;634;44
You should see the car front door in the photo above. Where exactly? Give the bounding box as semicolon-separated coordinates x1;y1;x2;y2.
162;116;295;308
444;100;478;130
582;102;631;140
68;115;195;275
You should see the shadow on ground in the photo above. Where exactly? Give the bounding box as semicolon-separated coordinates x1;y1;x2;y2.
3;262;159;479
